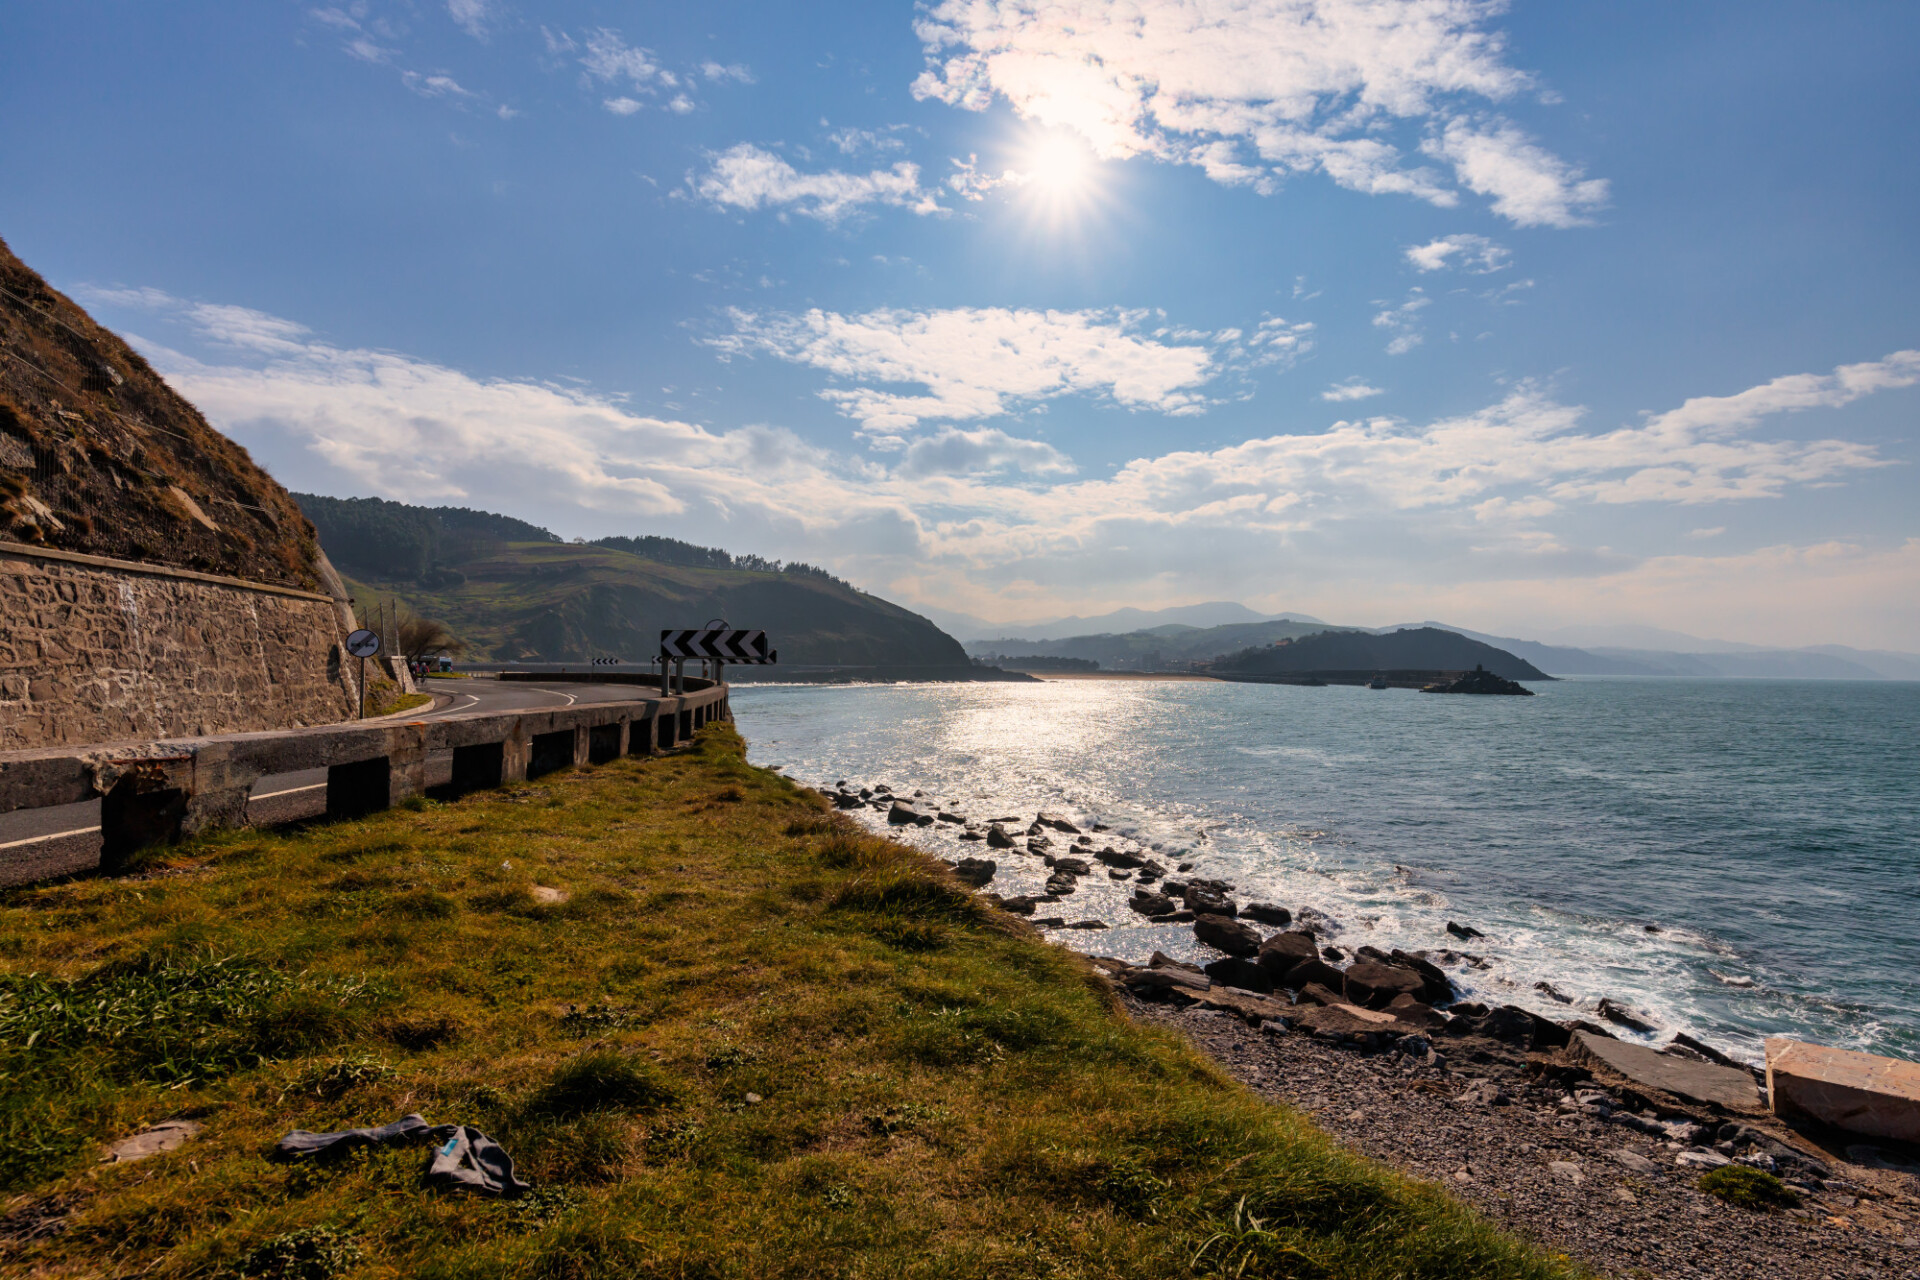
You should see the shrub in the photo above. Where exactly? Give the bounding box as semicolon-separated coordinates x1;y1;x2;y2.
1698;1164;1800;1209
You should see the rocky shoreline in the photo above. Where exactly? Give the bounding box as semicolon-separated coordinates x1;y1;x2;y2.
817;778;1920;1277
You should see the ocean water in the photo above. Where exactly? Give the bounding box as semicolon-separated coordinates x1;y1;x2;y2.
731;677;1920;1065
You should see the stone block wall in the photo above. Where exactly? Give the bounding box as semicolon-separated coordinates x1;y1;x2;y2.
0;545;357;750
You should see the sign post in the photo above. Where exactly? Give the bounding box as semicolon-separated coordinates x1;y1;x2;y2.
659;627;777;696
345;628;382;719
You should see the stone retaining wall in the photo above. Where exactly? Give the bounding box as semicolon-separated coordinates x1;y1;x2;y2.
0;543;356;750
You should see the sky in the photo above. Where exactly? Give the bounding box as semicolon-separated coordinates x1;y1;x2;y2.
3;1;1918;647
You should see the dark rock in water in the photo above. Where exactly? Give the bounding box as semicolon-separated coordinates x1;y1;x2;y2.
988;894;1041;916
1344;962;1426;1010
1036;812;1081;834
859;787;873;798
1096;847;1145;868
1193;913;1263;957
1161;879;1189;897
888;800;934;826
1256;931;1320;980
1563;1018;1615;1040
1389;950;1455;1004
1596;998;1656;1034
951;857;996;887
1177;862;1195;872
937;811;966;824
1033;917;1066;928
1446;920;1484;940
1188;877;1235;894
1280;958;1347;993
1355;945;1395;965
1184;886;1237;917
1046;856;1092;876
1044;873;1076;896
1151;909;1197;923
1027;834;1054;852
1063;919;1107;930
959;830;985;842
986;824;1016;849
1203;956;1275;994
1128;890;1177;916
1420;665;1535;696
833;792;864;809
874;784;892;794
1242;902;1291;925
1107;869;1133;881
1321;945;1346;962
1534;981;1574;1004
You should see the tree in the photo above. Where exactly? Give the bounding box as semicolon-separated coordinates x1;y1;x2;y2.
398;614;466;661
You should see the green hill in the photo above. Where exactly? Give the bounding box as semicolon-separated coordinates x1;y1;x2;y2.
294;495;975;670
967;618;1350;669
1213;627;1551;681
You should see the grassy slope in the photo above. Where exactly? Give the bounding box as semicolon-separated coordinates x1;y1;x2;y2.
344;542;968;667
0;729;1579;1280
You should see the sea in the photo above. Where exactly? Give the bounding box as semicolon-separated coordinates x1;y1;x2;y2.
730;676;1920;1066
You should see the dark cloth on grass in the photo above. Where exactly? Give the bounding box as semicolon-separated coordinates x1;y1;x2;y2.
272;1113;529;1198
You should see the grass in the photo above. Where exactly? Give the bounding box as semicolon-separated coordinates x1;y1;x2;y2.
1696;1165;1800;1210
366;688;435;717
0;725;1585;1279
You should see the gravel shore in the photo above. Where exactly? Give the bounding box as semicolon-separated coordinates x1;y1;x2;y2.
1126;995;1920;1280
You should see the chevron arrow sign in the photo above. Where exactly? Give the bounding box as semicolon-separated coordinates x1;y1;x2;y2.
659;628;775;662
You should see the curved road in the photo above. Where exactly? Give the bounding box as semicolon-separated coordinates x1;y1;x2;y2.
0;676;650;886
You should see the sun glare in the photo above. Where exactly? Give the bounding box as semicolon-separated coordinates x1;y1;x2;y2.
1025;131;1092;194
1011;128;1106;234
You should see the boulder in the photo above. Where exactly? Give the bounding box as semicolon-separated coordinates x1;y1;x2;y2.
833;792;864;809
1279;959;1348;993
1388;950;1455;1004
1194;986;1294;1025
1597;998;1657;1034
888;800;934;826
989;894;1042;916
1062;920;1107;931
937;811;966;824
1149;951;1204;974
1152;910;1197;924
986;824;1016;849
1044;873;1076;896
1047;856;1092;875
1193;913;1263;957
1569;1031;1762;1112
1446;920;1484;940
1203;956;1274;994
1241;902;1291;925
1027;835;1054;852
1128;891;1177;916
1107;869;1133;881
1384;994;1450;1029
1122;967;1210;1000
1294;982;1347;1008
959;831;985;842
1344;962;1426;1010
1184;886;1237;917
951;858;997;888
1289;1001;1410;1037
1766;1038;1920;1142
1096;848;1144;868
1036;812;1081;834
1256;931;1320;981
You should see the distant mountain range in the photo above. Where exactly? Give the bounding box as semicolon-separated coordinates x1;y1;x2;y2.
1212;627;1549;683
961;606;1920;680
921;600;1326;642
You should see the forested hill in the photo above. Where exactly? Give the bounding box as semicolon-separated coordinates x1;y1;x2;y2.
293;495;971;669
1211;627;1551;681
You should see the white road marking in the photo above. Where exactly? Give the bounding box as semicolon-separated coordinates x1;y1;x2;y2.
0;825;100;850
252;783;326;801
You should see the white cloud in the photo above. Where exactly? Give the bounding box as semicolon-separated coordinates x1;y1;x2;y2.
1422;117;1608;228
1405;233;1510;273
946;154;1028;201
401;72;476;101
447;0;492;39
1322;378;1384;402
603;97;643;116
911;0;1603;226
701;61;755;83
692;144;945;223
711;306;1218;441
94;286;1917;644
1688;526;1725;539
666;94;695;115
1372;292;1431;355
577;28;673;89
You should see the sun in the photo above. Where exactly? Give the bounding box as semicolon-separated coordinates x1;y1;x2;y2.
1024;131;1093;195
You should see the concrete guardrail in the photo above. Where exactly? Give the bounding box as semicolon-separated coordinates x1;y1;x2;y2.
0;682;731;872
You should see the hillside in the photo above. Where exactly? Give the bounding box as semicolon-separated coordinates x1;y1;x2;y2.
0;237;324;588
968;618;1350;669
296;495;975;669
1212;627;1551;681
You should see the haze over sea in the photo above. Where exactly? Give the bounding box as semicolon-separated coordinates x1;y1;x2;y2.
734;678;1920;1064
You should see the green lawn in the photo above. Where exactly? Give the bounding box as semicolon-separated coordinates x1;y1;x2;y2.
0;726;1582;1279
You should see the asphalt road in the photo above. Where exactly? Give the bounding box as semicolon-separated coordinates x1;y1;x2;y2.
0;677;653;887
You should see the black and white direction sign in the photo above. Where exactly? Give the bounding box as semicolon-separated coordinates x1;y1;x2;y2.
659;628;774;663
345;628;382;658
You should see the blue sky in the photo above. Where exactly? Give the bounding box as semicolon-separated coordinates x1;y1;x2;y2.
4;1;1917;646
